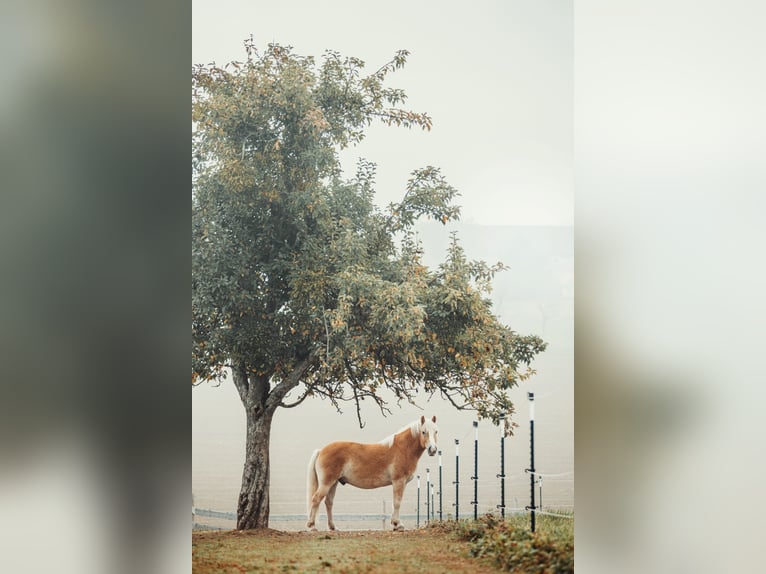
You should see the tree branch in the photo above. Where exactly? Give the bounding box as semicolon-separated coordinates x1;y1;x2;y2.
265;352;317;412
279;384;312;409
439;387;471;411
352;385;365;429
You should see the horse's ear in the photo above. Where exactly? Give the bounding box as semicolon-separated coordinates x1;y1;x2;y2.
432;415;437;423
420;415;426;425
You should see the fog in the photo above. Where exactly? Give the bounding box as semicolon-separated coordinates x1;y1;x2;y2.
192;223;574;528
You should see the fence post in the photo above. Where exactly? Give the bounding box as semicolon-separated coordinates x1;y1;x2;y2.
527;392;536;532
417;474;421;528
497;415;506;518
471;420;479;520
426;468;430;525
438;450;443;521
382;499;387;530
454;439;460;521
539;476;543;512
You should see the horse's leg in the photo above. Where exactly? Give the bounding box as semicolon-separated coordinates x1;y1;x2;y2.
307;483;331;531
324;482;339;531
390;478;407;531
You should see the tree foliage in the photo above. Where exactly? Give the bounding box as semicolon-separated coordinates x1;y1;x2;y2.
192;39;546;429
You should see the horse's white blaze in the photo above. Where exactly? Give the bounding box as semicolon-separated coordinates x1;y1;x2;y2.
427;432;437;453
306;415;439;531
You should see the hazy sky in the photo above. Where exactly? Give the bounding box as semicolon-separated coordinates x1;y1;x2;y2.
193;0;572;226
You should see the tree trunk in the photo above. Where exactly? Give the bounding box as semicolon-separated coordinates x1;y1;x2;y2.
236;402;274;529
231;357;312;530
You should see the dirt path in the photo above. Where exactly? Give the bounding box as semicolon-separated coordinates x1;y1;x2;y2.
193;528;500;573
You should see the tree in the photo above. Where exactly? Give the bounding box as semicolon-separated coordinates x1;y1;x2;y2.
192;39;546;529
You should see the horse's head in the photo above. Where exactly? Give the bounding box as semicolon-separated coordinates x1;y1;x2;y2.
419;415;438;456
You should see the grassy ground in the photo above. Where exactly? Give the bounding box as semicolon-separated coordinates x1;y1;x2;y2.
192;513;573;573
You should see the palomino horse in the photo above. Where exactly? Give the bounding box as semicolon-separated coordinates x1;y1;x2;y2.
306;415;438;531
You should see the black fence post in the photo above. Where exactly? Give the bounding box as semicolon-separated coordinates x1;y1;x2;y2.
426;468;430;525
471;421;479;520
497;414;506;518
454;439;460;521
438;450;443;521
527;392;536;532
417;474;421;528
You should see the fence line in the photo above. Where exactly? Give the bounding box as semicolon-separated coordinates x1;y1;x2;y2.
195;508;235;520
194;508;542;521
526;509;574;519
193;506;573;524
194;412;573;532
524;470;574;478
194;509;422;523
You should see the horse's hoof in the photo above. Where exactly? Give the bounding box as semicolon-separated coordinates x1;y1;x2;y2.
393;525;405;532
308;526;318;532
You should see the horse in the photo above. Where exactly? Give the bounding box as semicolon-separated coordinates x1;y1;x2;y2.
306;415;439;531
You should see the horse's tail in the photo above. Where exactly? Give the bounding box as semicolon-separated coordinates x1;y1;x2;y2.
306;448;320;514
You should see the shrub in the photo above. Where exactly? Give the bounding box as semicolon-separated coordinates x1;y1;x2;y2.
448;514;574;574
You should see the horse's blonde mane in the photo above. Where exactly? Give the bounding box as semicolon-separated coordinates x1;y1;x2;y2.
378;420;419;448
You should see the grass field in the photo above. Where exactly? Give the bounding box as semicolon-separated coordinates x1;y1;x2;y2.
192;513;573;573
